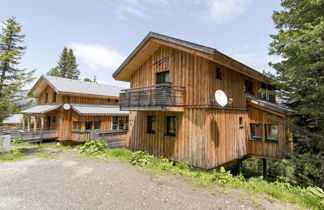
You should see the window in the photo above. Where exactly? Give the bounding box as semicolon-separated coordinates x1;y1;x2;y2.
216;67;222;80
261;83;276;103
45;93;49;103
85;121;92;131
118;118;124;129
244;80;253;95
112;117;118;130
147;115;156;134
166;116;176;136
94;121;101;130
115;99;119;103
265;124;278;142
156;71;169;84
107;99;111;102
53;92;57;103
53;116;56;123
73;121;80;130
239;117;243;128
250;123;262;140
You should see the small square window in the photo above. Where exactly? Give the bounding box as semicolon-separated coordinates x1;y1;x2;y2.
250;123;262;141
147;115;156;134
166;116;176;137
265;124;278;143
156;71;170;84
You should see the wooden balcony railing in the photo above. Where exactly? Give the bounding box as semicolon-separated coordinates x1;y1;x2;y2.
120;83;185;111
19;128;58;142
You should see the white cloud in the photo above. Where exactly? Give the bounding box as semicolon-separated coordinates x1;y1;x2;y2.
67;43;125;70
201;0;252;23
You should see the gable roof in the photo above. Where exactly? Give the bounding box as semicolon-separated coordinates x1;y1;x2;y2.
113;32;267;83
29;75;123;98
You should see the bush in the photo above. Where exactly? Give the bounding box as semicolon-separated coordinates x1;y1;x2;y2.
11;138;22;144
130;151;153;166
78;140;107;155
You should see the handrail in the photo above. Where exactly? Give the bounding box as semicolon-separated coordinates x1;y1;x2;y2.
121;83;185;92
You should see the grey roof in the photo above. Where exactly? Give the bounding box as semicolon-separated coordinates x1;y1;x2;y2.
43;75;123;97
71;104;128;116
21;104;61;114
246;95;295;115
2;114;23;124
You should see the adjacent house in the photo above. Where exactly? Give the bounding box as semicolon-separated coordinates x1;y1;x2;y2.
113;32;294;169
2;114;23;128
21;75;128;141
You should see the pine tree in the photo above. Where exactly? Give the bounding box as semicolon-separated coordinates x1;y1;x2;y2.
269;0;324;188
0;17;35;124
47;47;80;79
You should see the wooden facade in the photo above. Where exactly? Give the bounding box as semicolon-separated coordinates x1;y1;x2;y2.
114;33;294;169
22;76;128;142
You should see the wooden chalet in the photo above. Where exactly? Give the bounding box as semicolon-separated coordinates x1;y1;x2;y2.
21;75;128;142
113;32;295;169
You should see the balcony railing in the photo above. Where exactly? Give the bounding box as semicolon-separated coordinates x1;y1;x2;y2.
120;83;185;111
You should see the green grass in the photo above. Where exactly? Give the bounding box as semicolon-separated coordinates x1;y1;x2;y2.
77;140;324;210
0;150;26;162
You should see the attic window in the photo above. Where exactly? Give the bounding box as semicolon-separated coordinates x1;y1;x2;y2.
53;92;57;103
45;93;49;103
115;99;119;103
216;67;222;80
107;99;111;102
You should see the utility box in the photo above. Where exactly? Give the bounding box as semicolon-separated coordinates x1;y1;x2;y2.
1;135;10;153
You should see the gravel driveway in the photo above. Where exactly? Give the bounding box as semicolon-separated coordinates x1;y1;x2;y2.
0;153;294;210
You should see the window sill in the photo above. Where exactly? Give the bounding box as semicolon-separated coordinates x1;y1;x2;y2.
250;137;262;141
265;139;278;143
165;133;176;137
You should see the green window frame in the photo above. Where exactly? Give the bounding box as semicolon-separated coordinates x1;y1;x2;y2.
156;71;169;84
166;116;176;137
250;123;262;141
265;124;279;143
147;115;156;134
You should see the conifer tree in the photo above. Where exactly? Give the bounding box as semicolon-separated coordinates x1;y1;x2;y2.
0;17;35;123
269;0;324;188
47;47;80;79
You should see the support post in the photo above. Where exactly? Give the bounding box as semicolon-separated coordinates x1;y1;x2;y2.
263;158;267;179
34;116;37;131
27;116;31;131
41;116;45;130
22;116;25;130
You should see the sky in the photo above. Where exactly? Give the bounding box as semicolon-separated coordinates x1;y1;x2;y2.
0;0;282;88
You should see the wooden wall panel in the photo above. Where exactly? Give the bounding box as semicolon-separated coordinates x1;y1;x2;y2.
247;106;290;159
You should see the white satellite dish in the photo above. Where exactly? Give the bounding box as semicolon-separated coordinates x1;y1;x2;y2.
215;90;228;107
63;104;71;110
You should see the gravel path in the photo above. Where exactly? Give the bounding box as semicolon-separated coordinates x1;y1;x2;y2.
0;154;295;210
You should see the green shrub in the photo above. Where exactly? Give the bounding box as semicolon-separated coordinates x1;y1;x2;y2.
0;150;24;162
130;151;153;166
11;138;22;144
78;140;107;155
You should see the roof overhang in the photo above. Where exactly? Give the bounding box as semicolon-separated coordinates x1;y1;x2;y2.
71;104;128;116
21;104;61;115
113;32;268;83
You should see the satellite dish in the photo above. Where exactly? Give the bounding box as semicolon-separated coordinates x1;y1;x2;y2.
63;104;71;110
215;90;228;107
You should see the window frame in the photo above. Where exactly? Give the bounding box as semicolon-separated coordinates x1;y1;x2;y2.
156;71;170;84
53;92;57;103
94;121;101;130
45;93;49;103
265;124;279;143
166;116;176;137
244;80;254;95
85;121;93;131
250;123;262;141
147;115;156;134
216;67;222;80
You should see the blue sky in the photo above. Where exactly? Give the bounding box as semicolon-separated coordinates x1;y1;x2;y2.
1;0;282;88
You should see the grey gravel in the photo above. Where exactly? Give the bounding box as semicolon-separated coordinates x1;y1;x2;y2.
0;154;295;210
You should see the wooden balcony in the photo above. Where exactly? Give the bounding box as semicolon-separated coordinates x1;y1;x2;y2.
19;128;58;142
120;83;185;112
